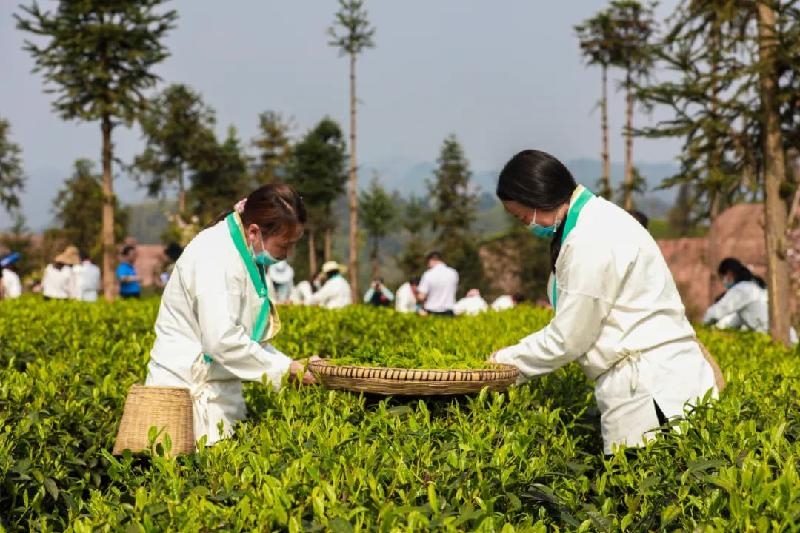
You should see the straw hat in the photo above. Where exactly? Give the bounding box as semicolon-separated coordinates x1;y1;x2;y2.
54;245;80;266
322;260;346;275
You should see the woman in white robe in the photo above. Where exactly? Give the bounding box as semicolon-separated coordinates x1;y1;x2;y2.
704;257;798;343
145;184;316;445
489;150;718;455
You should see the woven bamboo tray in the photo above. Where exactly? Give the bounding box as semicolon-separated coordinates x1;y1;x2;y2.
308;359;519;395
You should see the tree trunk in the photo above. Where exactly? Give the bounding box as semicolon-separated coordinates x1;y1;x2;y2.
757;2;792;346
348;53;359;302
623;72;634;211
708;16;722;221
371;238;379;280
601;64;611;199
308;230;317;278
324;227;332;261
177;164;186;215
101;115;116;301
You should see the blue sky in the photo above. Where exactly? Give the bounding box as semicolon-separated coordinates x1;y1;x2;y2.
0;0;682;229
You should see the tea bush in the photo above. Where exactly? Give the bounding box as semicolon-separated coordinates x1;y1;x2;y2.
1;297;799;531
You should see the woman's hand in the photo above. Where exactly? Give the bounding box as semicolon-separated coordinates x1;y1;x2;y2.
289;356;320;385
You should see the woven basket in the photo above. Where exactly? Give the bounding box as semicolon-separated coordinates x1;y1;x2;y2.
308;359;519;396
113;384;195;456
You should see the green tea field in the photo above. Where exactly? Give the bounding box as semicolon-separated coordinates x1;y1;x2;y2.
1;298;799;531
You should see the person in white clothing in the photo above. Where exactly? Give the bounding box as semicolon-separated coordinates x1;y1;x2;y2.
42;246;79;300
289;280;314;305
704;257;798;343
309;261;352;309
1;265;22;299
1;252;22;298
488;150;719;455
453;288;489;316
268;260;294;303
145;184;317;446
417;252;459;316
72;250;101;302
395;277;420;313
491;293;524;312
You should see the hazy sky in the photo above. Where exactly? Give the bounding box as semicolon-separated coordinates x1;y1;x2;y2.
0;0;682;228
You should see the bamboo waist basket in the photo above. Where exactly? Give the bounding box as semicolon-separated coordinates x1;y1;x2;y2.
308;360;519;396
113;384;195;456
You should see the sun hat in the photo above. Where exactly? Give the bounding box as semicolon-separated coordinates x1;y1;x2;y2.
54;245;80;266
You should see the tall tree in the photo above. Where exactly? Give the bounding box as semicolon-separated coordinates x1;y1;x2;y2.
575;10;618;200
0;118;25;214
608;0;656;210
328;0;375;300
188;126;250;225
756;1;792;345
286;118;348;276
250;111;293;186
397;195;429;279
359;176;397;278
638;0;800;344
17;0;177;301
428;135;482;294
131;83;216;215
53;159;129;259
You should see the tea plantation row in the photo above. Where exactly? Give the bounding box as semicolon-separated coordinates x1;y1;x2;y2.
1;298;799;531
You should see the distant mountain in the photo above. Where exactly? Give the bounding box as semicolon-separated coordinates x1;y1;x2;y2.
362;157;680;205
4;157;680;233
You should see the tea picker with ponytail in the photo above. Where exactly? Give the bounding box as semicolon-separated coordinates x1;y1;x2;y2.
489;150;719;455
146;183;317;446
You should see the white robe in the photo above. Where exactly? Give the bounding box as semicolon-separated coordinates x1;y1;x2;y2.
2;268;21;298
703;280;798;343
145;218;292;445
308;275;352;309
289;280;313;305
491;295;515;311
41;264;73;299
395;282;418;313
72;261;101;301
495;190;717;454
453;295;489;316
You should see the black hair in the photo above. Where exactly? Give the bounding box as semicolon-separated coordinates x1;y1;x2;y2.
164;242;183;263
121;245;136;257
718;257;766;289
410;276;421;285
497;150;578;272
629;210;649;229
326;269;340;277
426;251;442;262
79;249;90;261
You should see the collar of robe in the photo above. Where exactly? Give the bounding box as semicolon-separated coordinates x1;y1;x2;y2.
201;213;272;364
551;186;595;311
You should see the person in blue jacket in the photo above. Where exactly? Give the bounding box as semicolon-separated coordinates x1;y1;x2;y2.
116;245;141;298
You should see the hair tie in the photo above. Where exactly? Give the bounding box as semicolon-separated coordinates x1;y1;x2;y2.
234;197;247;214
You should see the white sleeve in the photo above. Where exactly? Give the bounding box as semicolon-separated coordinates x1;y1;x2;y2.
363;288;375;303
308;280;334;306
714;312;742;330
703;285;751;325
194;260;292;387
417;272;431;297
494;241;633;382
